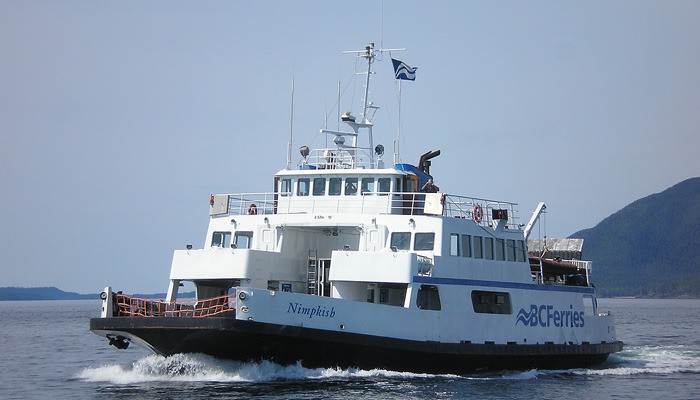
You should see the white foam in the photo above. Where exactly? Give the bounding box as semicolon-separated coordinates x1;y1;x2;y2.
78;345;700;384
501;369;544;380
581;345;700;376
77;353;454;384
526;345;700;378
78;354;247;384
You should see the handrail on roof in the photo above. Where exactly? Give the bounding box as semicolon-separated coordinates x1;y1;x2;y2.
299;147;384;170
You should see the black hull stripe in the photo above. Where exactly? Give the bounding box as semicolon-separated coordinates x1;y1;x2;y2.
90;317;622;373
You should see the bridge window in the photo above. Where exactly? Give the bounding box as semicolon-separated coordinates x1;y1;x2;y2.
361;178;375;195
416;285;441;311
297;178;310;196
404;176;417;193
516;240;526;262
378;178;391;195
211;231;231;248
414;233;435;251
329;178;342;196
390;232;410;251
484;237;494;260
461;234;472;257
313;178;326;196
495;238;505;261
473;236;483;259
450;233;459;256
280;179;292;196
345;178;358;195
507;239;516;261
234;231;253;249
471;290;512;314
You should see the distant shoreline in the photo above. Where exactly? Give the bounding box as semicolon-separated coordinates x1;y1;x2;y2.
0;287;192;301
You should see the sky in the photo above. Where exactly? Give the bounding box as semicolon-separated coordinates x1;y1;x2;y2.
1;1;699;294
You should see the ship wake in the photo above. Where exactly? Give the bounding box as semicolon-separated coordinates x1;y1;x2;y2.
77;353;452;385
77;344;700;385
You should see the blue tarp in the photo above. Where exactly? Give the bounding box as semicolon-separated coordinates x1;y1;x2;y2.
394;163;433;190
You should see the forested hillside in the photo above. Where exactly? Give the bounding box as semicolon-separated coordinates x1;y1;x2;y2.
572;177;700;297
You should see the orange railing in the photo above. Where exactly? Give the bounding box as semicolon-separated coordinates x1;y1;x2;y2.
113;292;235;318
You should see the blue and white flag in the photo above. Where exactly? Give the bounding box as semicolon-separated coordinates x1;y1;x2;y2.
391;58;417;81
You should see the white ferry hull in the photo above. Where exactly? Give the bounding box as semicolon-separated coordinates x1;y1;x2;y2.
90;286;622;373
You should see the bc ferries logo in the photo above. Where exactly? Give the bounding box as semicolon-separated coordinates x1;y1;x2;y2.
516;305;585;328
287;302;336;319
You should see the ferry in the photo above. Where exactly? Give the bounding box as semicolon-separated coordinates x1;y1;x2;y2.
90;43;622;372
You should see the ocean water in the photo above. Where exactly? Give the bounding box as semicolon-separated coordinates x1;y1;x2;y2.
0;298;698;399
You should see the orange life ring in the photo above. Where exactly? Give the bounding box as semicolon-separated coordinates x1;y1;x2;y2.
248;203;258;215
209;194;214;206
473;204;483;223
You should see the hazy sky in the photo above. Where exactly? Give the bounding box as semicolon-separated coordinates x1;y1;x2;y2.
1;1;698;293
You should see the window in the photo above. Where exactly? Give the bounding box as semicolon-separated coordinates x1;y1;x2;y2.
414;233;435;251
495;238;505;261
377;283;407;306
390;232;411;250
461;234;472;257
361;178;375;195
234;231;253;249
280;179;292;195
471;290;512;314
506;239;516;261
345;178;358;195
484;237;494;260
516;240;526;262
378;178;391;195
211;231;231;248
405;177;416;193
313;178;326;196
297;178;310;196
450;233;459;256
473;236;483;259
329;178;342;196
416;285;441;310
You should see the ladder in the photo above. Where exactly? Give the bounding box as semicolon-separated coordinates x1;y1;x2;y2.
307;250;318;295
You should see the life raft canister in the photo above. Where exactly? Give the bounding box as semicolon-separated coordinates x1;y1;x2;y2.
473;204;483;223
248;203;258;215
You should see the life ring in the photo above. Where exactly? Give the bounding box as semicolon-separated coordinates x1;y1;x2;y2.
473;204;483;223
247;203;258;215
209;194;214;206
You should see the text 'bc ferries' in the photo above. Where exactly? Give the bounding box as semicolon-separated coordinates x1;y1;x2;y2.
90;43;622;372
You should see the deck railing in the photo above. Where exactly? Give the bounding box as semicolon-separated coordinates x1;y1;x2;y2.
216;192;520;228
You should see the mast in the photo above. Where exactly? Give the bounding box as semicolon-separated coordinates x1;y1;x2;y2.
341;42;406;166
286;79;295;170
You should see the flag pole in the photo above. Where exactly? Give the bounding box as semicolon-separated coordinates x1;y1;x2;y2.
397;78;402;164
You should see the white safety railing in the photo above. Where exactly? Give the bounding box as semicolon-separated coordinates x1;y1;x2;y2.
214;192;520;228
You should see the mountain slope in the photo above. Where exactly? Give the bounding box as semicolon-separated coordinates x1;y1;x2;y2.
571;177;700;297
0;287;95;300
0;287;196;301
